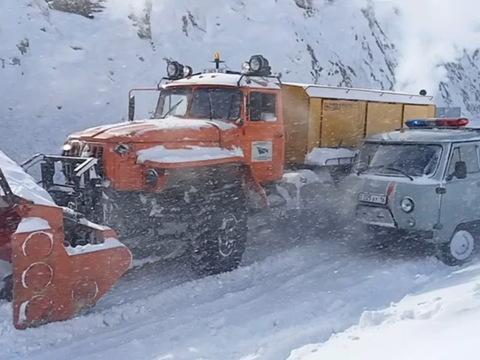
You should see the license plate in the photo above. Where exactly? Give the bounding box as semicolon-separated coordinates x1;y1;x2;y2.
358;192;387;205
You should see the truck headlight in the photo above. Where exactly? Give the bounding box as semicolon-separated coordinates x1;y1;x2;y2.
115;144;131;155
62;143;72;152
145;169;159;186
400;197;414;213
81;144;91;157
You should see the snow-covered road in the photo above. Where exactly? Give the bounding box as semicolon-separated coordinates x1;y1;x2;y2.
0;223;454;360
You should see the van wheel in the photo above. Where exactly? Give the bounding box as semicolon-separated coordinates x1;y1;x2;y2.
436;229;476;266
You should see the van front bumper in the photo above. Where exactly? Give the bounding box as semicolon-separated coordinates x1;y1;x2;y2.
356;204;396;228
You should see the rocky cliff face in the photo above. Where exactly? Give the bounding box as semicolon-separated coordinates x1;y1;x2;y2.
0;0;477;158
440;50;480;116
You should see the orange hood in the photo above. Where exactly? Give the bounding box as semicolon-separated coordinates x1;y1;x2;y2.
69;118;238;144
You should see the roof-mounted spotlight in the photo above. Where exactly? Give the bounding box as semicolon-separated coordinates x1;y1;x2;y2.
166;60;184;80
248;55;271;76
183;65;193;78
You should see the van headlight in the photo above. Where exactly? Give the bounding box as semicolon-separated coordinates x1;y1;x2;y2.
400;197;414;213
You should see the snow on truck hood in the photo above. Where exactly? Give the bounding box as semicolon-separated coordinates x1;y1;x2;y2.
137;145;244;164
70;118;237;141
0;150;55;207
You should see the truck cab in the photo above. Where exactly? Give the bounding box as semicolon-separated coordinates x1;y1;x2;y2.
39;56;287;275
351;118;480;265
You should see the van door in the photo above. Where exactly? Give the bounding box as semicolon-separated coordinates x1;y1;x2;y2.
242;90;285;183
440;142;480;237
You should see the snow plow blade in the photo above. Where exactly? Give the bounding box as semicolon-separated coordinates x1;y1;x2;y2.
11;205;132;329
0;151;132;329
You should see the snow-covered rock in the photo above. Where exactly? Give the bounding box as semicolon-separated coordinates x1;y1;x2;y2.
0;0;451;161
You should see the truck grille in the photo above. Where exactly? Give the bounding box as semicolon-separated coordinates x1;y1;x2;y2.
64;142;104;161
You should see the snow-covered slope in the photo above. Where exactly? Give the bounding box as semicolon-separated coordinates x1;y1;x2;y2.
0;227;452;360
288;262;480;360
3;0;479;161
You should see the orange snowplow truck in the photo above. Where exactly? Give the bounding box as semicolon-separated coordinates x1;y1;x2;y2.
31;55;435;275
0;151;131;329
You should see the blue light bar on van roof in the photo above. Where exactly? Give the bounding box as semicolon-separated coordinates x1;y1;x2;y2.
405;118;469;128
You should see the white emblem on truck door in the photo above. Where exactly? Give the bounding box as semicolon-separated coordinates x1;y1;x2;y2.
252;141;273;162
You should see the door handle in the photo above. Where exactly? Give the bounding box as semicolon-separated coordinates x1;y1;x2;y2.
436;187;446;194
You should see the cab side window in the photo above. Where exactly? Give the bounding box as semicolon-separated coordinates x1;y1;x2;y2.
249;92;277;122
447;144;480;177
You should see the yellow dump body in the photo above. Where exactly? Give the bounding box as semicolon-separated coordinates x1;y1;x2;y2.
281;83;436;164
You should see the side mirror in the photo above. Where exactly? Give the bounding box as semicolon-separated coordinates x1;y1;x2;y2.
454;161;467;179
128;95;136;122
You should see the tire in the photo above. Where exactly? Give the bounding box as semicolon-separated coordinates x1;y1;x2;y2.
436;229;476;266
189;174;248;275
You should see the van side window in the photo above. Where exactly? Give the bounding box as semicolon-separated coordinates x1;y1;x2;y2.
448;144;480;176
249;92;277;122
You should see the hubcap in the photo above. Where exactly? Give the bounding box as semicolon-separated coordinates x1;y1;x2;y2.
450;230;475;261
218;215;238;257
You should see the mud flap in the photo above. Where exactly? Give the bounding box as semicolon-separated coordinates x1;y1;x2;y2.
10;205;132;329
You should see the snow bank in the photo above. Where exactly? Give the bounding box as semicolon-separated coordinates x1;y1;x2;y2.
0;230;450;360
137;145;243;164
0;151;55;206
288;262;480;360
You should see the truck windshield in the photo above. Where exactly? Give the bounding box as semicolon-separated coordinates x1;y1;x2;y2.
155;87;242;121
356;143;442;177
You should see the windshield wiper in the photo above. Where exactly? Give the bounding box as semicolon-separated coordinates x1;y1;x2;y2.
384;167;414;181
161;99;184;119
358;165;414;181
357;164;381;175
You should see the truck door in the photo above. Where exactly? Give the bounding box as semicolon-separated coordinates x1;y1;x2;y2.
440;142;480;237
242;90;285;183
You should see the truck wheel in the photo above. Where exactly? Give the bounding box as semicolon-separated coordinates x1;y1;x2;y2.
189;182;248;275
436;229;476;266
0;275;12;302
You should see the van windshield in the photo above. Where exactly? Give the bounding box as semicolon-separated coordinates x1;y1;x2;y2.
356;143;442;177
154;87;243;121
